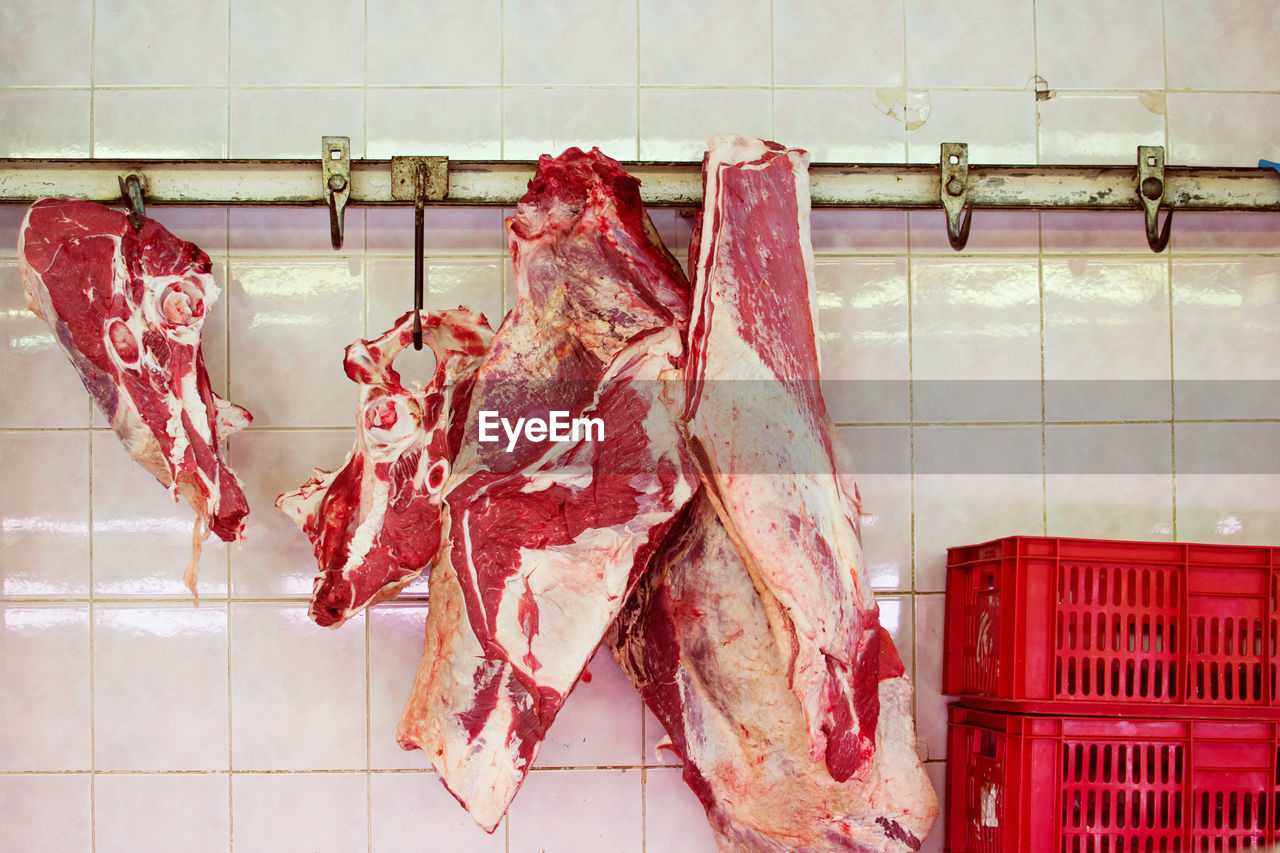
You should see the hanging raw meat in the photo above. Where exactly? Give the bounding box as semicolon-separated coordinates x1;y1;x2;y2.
610;491;937;852
681;134;898;782
18;198;251;599
276;308;492;628
397;147;696;830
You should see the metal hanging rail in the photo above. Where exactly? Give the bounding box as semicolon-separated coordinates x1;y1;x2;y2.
1;140;1277;252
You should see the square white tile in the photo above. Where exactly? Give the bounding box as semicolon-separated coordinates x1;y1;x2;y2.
231;772;369;852
93;89;228;158
508;768;642;853
366;87;502;160
365;207;506;254
1172;212;1280;254
533;645;643;768
1168;93;1280;167
368;603;430;770
0;431;90;596
226;258;365;427
0;604;90;770
905;0;1034;88
841;427;912;592
913;473;1045;591
504;0;637;85
0;775;92;853
1172;258;1280;381
227;429;356;598
817;257;910;424
229;603;367;771
1045;474;1174;540
906;90;1038;166
94;0;228;86
94;604;229;771
637;88;774;161
810;209;908;253
1038;94;1167;166
94;773;230;853
1040;211;1155;254
912;593;946;761
1174;474;1280;544
1042;256;1171;421
1035;0;1165;90
0;0;91;85
90;431;229;598
367;0;500;84
638;0;771;85
371;772;506;851
644;766;719;853
228;207;364;254
0;89;90;157
229;0;363;85
773;0;905;87
229;88;364;158
366;257;504;337
774;89;908;163
907;210;1040;254
1165;0;1277;91
503;87;638;161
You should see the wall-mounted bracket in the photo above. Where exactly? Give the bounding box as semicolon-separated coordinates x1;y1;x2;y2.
1138;145;1172;252
117;173;146;232
941;143;972;251
322;136;351;250
391;157;449;350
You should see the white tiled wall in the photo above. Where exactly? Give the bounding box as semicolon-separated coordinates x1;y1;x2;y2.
1;2;1278;852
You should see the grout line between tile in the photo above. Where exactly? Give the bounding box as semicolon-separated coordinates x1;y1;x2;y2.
87;403;96;851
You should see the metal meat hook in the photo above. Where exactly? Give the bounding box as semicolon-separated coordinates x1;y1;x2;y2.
388;155;449;351
1138;146;1173;252
117;174;146;232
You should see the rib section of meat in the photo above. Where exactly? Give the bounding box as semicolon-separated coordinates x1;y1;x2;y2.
398;147;695;829
19;198;250;597
276;309;492;628
610;492;937;852
683;135;900;782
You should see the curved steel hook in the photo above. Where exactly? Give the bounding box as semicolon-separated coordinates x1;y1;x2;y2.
1146;208;1172;252
948;203;973;251
117;174;145;233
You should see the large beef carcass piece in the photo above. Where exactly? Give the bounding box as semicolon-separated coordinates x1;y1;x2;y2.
18;198;251;597
610;491;936;853
681;135;904;783
276;309;492;627
397;147;696;830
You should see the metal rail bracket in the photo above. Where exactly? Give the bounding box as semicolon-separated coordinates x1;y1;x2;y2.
117;173;146;232
941;143;973;251
1138;145;1172;252
322;137;352;250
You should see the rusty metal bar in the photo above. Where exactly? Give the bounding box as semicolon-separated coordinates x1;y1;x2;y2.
0;157;1277;211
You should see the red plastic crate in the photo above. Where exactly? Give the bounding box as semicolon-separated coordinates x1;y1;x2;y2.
947;704;1280;853
944;536;1280;717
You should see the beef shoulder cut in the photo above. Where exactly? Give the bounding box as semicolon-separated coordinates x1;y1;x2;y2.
19;198;251;598
682;135;891;781
398;148;696;830
610;491;937;852
276;308;492;628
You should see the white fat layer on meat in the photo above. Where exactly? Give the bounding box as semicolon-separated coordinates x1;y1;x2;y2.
517;464;593;494
688;136;873;766
619;497;937;852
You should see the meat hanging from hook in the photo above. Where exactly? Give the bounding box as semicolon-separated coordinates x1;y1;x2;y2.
413;161;426;350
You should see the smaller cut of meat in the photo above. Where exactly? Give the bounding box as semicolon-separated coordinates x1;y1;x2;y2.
19;198;251;599
609;492;938;853
276;308;492;628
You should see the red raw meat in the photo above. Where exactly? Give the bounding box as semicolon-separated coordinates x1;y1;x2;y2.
610;492;938;852
398;148;695;829
19;198;250;598
683;135;907;782
276;308;492;627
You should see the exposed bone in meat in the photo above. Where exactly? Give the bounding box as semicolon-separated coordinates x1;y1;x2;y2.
276;309;492;627
19;198;250;598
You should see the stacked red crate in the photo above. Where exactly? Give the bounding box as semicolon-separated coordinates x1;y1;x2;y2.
943;536;1280;852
